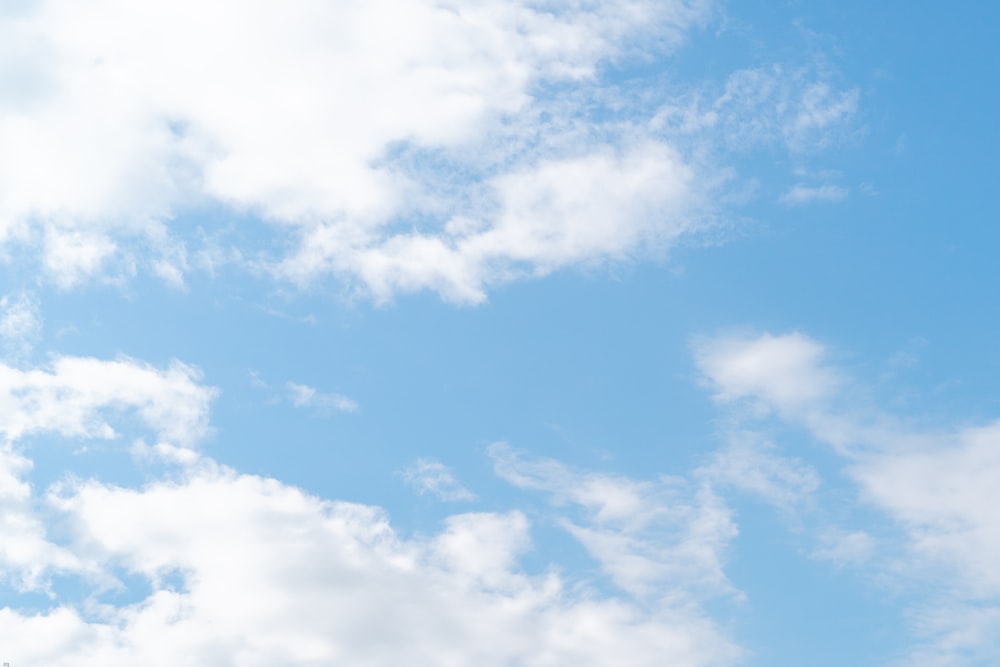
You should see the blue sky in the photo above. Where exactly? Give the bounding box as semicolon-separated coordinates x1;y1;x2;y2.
0;1;998;665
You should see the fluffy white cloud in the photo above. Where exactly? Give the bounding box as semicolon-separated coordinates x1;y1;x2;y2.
289;141;704;303
694;331;841;414
779;184;849;206
0;355;216;446
0;1;859;301
0;451;744;667
652;65;859;153
0;0;714;297
0;291;41;358
695;330;1000;663
852;422;1000;593
0;351;741;666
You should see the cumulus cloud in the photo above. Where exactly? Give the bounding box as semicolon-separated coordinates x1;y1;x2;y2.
0;352;742;666
0;0;857;301
288;141;704;303
695;330;1000;662
0;355;217;446
779;184;849;206
0;445;86;590
0;353;216;592
852;422;1000;593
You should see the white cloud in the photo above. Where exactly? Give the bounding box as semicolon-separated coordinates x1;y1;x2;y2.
0;352;741;666
402;458;476;502
851;422;1000;594
812;528;875;567
286;381;358;414
696;330;1000;662
430;511;529;587
0;355;217;446
42;228;120;289
0;0;714;297
0;451;742;667
791;81;860;148
694;331;841;414
0;350;217;593
0;445;86;590
779;183;849;206
0;291;41;358
290;141;705;304
655;65;859;153
698;432;820;511
490;443;737;600
906;603;1000;667
0;1;858;301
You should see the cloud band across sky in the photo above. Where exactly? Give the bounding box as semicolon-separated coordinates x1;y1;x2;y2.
0;0;854;300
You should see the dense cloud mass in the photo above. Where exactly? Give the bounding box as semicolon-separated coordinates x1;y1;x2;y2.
11;464;734;667
0;359;741;666
0;0;853;300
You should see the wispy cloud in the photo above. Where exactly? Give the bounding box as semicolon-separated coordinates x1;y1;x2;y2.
401;459;476;501
0;292;41;359
779;183;849;206
0;356;216;446
286;382;358;414
695;330;1000;663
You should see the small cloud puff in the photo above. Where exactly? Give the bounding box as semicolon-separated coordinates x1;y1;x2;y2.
698;329;1000;663
0;445;741;667
779;184;848;206
0;292;42;359
286;381;358;413
0;0;857;302
401;458;476;502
